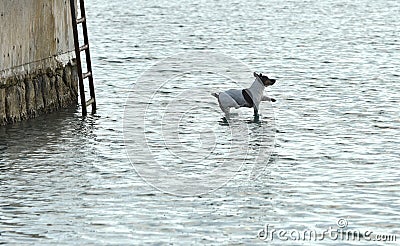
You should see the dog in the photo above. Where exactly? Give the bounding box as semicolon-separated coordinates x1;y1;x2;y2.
212;72;276;119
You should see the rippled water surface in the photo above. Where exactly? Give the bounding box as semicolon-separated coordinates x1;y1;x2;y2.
1;0;399;244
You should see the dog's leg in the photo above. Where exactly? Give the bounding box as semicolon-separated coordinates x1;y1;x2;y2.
218;99;230;119
218;92;238;120
222;107;230;120
253;107;259;117
261;95;276;102
253;107;260;122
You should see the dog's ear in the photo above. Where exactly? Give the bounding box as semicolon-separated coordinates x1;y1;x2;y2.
260;73;263;76
253;72;258;77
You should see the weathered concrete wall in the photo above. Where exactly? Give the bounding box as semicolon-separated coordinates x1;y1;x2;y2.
0;0;78;125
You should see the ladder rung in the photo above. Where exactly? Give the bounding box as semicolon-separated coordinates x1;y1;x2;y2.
86;98;95;107
83;71;92;79
76;17;86;24
79;44;89;52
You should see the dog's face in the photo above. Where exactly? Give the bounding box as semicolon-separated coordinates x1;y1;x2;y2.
254;72;276;86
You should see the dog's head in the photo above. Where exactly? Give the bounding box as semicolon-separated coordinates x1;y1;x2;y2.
254;72;276;86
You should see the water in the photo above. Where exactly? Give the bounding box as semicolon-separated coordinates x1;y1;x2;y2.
1;0;399;244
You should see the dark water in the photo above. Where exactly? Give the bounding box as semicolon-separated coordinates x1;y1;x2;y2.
1;0;399;244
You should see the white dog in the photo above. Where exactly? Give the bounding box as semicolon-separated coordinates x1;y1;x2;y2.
212;72;276;119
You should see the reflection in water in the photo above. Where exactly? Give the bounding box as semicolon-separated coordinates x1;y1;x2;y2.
0;108;98;159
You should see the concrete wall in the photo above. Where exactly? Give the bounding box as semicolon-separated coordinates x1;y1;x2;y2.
0;0;79;125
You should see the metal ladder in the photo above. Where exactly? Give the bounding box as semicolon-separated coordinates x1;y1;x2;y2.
69;0;96;116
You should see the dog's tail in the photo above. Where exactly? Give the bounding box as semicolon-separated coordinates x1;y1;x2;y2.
211;92;219;98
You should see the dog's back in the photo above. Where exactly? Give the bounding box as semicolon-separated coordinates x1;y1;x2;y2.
224;89;247;107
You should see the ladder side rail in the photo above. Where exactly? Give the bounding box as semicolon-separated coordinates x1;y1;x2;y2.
78;0;96;113
69;0;87;116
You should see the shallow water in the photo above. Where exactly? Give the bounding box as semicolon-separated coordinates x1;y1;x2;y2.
1;0;399;244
